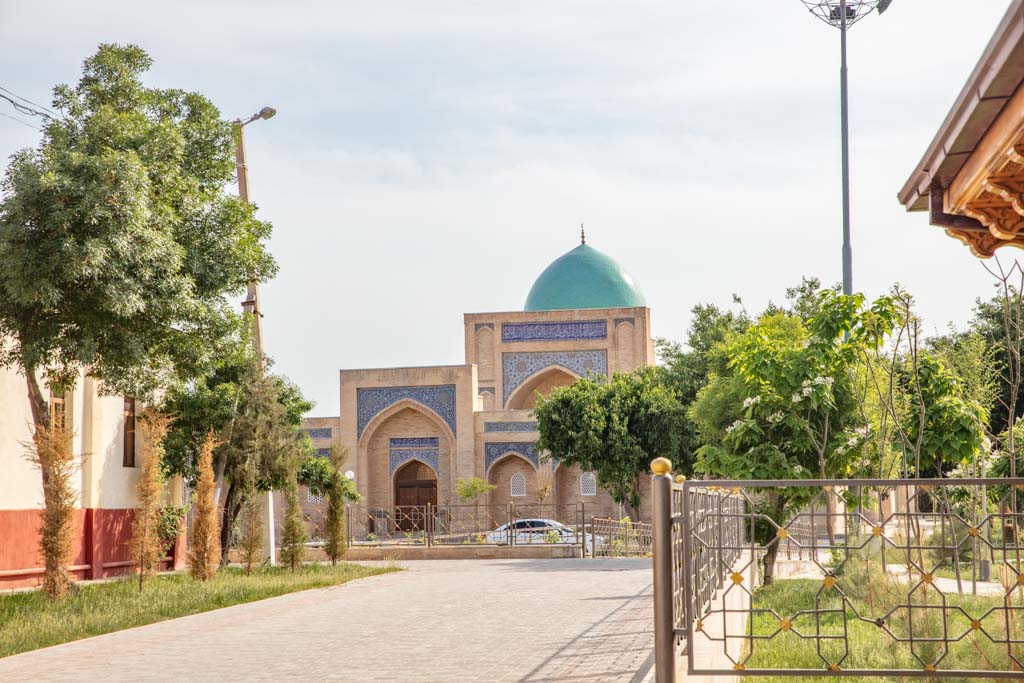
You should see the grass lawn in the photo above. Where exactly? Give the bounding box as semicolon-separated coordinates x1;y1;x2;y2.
0;563;397;658
743;560;1024;683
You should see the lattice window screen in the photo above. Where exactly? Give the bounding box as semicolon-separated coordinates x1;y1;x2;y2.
580;472;597;497
510;473;526;497
306;487;323;504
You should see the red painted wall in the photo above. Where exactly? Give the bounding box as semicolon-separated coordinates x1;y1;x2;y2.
0;508;184;590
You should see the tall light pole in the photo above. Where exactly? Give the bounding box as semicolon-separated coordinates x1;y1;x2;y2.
234;106;277;355
799;0;893;296
233;105;277;563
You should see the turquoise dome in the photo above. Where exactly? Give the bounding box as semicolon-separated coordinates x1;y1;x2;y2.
524;244;646;311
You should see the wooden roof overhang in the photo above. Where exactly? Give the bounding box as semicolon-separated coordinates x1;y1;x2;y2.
899;1;1024;258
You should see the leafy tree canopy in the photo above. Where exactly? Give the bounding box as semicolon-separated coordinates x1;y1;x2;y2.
535;366;686;518
0;43;277;409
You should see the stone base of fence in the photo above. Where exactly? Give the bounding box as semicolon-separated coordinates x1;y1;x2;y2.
340;545;581;561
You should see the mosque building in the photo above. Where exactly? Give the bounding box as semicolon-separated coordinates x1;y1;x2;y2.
305;234;657;520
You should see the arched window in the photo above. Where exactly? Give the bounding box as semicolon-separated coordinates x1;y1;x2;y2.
510;472;527;497
580;472;597;497
306;487;323;504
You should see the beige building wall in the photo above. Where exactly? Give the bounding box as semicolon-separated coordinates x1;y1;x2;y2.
1;367;146;511
0;366;43;509
339;365;479;509
464;307;652;410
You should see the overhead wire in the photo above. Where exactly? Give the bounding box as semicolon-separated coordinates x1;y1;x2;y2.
0;92;53;120
0;86;57;117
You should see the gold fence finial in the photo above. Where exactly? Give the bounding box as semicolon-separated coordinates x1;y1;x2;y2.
651;457;672;475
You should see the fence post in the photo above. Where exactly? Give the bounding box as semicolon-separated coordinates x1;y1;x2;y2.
426;502;433;548
651;457;675;683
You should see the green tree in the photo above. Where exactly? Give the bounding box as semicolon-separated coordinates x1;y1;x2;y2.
657;300;751;471
0;43;276;431
324;445;360;565
278;465;307;572
535;367;686;520
690;294;895;581
162;351;315;564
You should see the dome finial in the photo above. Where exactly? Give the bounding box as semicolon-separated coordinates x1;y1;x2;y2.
580;223;586;245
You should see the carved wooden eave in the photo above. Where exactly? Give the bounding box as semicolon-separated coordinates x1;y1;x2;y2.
899;0;1024;258
944;129;1024;257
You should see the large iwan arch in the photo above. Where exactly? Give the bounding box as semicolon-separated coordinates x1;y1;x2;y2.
505;366;579;410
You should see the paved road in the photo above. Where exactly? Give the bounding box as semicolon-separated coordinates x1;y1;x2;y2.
0;559;655;682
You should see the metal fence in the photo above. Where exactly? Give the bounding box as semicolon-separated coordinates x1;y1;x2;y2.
345;503;586;548
652;472;1024;680
590;517;653;557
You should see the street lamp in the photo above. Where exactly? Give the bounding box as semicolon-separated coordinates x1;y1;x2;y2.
798;1;893;296
234;106;276;356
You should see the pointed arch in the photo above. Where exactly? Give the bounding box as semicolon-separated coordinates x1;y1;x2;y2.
504;366;580;410
485;450;539;473
358;398;456;449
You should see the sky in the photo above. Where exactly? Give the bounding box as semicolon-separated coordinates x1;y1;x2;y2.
0;0;1016;416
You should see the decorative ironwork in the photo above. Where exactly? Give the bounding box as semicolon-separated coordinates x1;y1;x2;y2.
673;478;1024;678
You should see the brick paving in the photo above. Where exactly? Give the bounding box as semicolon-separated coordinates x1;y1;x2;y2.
0;559;654;682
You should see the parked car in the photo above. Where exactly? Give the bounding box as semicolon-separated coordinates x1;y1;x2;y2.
484;518;597;546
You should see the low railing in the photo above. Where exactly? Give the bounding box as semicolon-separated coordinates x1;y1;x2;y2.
652;467;1024;680
590;517;652;557
345;503;586;548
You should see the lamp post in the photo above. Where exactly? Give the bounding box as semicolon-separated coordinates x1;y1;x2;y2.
233;105;277;563
234;106;276;355
799;0;892;296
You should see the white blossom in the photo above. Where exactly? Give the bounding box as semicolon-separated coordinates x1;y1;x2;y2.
793;465;804;475
743;395;761;408
802;386;813;397
792;393;802;403
767;411;784;424
725;419;745;434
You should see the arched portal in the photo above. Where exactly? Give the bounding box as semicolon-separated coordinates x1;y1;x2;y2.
488;453;537;507
393;460;437;530
506;366;579;410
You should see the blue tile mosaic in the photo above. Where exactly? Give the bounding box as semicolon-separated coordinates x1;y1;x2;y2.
485;442;539;470
357;385;457;439
502;350;608;403
305;427;333;439
484;421;538;433
613;318;635;327
389;449;440;475
390;437;439;448
501;320;606;343
315;448;331;458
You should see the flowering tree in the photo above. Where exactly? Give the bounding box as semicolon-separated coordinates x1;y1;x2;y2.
691;294;895;581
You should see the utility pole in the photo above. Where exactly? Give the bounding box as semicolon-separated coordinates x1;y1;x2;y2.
233;105;277;564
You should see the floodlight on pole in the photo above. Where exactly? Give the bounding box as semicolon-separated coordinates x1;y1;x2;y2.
798;1;893;296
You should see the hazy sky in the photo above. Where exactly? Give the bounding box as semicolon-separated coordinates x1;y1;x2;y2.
0;1;1015;416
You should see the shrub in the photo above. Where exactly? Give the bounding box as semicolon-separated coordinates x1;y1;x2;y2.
26;422;77;600
131;410;171;592
278;469;306;572
188;433;220;581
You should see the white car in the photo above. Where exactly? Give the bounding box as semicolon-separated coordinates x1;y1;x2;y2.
484;518;594;546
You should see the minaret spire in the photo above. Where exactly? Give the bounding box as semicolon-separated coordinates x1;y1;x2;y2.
580;223;586;245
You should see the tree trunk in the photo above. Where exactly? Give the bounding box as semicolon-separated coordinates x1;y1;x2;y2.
762;540;780;585
219;482;243;565
23;364;51;434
